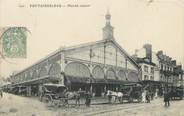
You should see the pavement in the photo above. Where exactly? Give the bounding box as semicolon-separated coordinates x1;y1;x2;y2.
0;93;183;116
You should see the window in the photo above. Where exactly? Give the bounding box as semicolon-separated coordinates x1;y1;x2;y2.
150;76;154;80
151;67;154;74
144;65;148;72
161;75;165;81
168;77;170;82
170;77;173;82
144;75;148;80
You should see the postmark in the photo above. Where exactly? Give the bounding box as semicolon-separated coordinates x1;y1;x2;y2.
1;27;27;58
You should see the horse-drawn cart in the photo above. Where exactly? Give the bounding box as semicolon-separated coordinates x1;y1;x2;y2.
106;83;142;103
40;83;68;107
120;83;142;103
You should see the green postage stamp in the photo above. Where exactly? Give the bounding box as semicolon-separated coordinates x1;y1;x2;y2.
0;27;27;58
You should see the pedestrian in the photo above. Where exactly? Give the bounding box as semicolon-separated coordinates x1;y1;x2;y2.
39;86;44;101
146;91;150;103
142;89;146;103
85;91;92;107
0;88;3;98
76;88;81;106
151;92;154;100
154;89;158;99
164;92;170;107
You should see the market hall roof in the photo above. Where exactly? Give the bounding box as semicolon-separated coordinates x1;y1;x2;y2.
12;11;140;77
12;38;140;77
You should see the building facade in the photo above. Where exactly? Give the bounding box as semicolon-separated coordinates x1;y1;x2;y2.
133;44;159;94
134;44;156;81
9;12;140;97
173;65;183;87
134;44;181;95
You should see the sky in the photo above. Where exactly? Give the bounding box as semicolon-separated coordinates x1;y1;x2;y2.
0;0;184;77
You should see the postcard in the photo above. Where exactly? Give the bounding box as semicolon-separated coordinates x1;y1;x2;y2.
0;0;184;116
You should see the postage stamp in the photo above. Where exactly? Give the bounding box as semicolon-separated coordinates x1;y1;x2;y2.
0;27;27;58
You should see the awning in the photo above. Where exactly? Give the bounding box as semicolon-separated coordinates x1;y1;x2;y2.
92;78;107;84
65;75;92;84
128;77;139;83
65;75;134;85
11;75;56;86
106;79;129;85
43;83;66;87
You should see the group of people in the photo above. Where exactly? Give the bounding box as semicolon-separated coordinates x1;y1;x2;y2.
141;90;152;103
39;85;173;108
142;89;171;107
74;88;92;107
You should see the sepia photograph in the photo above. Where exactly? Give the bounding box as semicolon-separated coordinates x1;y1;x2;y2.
0;0;184;115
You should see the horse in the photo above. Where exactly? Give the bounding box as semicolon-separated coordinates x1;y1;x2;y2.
106;90;123;103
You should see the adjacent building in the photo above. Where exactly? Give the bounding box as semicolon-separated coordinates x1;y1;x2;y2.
133;44;160;94
134;44;182;95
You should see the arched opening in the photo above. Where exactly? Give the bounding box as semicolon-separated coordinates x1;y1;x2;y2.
20;74;27;81
106;68;116;80
118;70;127;81
64;62;91;91
39;67;47;77
65;62;90;78
92;66;105;79
32;70;38;79
49;63;61;78
92;65;105;96
26;72;31;80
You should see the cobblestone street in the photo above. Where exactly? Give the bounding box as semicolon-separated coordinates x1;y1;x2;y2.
0;93;184;116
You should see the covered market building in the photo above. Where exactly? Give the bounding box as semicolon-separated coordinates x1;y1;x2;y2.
9;12;141;97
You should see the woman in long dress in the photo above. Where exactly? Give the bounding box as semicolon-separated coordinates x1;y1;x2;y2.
155;89;158;99
142;90;146;103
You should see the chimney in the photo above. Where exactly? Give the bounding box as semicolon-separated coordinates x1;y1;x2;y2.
157;50;163;55
143;44;152;62
171;60;176;66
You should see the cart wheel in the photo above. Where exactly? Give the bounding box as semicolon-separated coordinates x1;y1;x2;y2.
47;95;53;106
